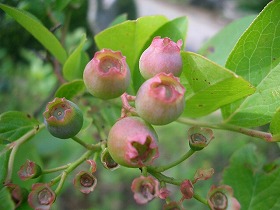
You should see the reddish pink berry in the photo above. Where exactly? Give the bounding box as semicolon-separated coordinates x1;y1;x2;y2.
158;187;170;200
18;160;42;181
83;49;130;99
207;185;240;210
131;175;159;204
139;36;183;79
28;183;55;210
73;171;97;194
180;179;194;200
107;116;159;168
135;73;185;125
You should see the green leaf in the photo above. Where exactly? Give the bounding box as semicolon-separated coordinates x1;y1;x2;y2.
223;62;280;127
0;187;15;210
95;15;169;92
0;4;67;64
55;0;72;11
270;107;280;139
181;52;255;117
0;111;40;143
222;0;280;127
223;144;280;210
63;34;87;81
0;146;11;188
55;79;85;99
198;15;256;66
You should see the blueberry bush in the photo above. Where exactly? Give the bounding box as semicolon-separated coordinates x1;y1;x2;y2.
0;0;280;209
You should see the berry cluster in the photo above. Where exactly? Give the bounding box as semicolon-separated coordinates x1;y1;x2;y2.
23;36;239;210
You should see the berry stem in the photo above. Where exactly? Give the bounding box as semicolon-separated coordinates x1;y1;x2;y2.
42;163;71;174
193;192;209;206
177;117;273;142
152;149;195;172
71;136;102;150
51;149;99;194
147;169;182;185
4;123;45;184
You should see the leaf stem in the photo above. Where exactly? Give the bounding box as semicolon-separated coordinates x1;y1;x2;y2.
152;149;195;172
4;123;45;184
177;117;273;142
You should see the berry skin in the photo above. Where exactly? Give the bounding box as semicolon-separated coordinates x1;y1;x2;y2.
135;73;185;125
139;36;183;79
83;49;131;100
107;116;159;168
43;97;83;139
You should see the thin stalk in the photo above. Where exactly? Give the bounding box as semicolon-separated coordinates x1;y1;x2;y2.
42;164;71;174
177;117;273;142
55;171;67;194
193;192;209;206
4;123;45;184
147;169;182;186
71;136;102;150
153;149;195;172
50;149;96;194
142;166;148;176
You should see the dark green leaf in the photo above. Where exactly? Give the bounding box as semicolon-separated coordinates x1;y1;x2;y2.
0;111;40;143
55;79;85;99
0;4;67;64
55;0;72;11
223;144;280;210
0;187;15;210
198;15;256;66
63;34;87;81
222;0;280;127
181;52;255;117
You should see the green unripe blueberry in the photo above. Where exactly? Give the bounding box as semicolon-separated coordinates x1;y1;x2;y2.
43;97;83;139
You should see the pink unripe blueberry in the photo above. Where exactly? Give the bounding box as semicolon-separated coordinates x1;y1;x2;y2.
107;116;159;168
83;49;131;99
139;36;183;79
135;73;185;125
43;97;83;139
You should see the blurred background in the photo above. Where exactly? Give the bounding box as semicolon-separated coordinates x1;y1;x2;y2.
0;0;276;209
